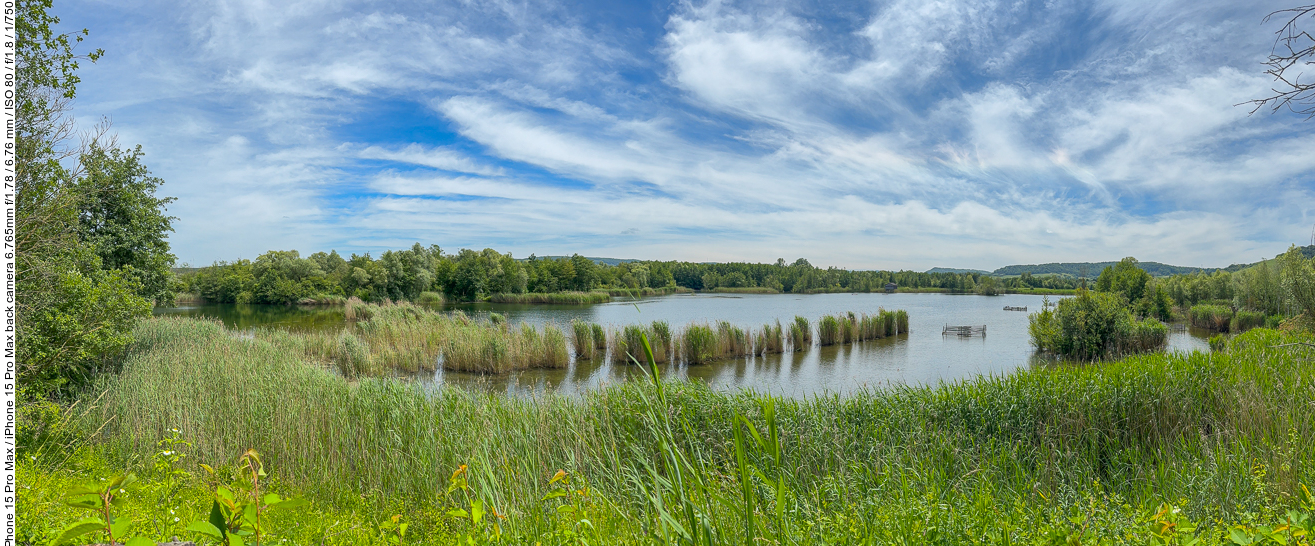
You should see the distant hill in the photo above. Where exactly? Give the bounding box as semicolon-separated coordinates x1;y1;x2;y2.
926;267;992;275
990;245;1315;278
991;261;1210;278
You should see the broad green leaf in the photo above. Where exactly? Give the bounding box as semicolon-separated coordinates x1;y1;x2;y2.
46;517;105;546
542;490;567;501
208;500;228;536
186;520;223;539
447;509;469;519
549;469;567;485
269;497;308;510
216;485;236;503
63;495;102;511
229;534;246;546
471;499;485;525
262;493;282;505
241;503;258;526
108;516;131;539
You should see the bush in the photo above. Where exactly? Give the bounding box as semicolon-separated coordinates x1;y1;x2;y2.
1029;290;1166;359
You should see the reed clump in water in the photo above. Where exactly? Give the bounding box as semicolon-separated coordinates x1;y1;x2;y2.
650;321;672;364
715;321;750;359
818;315;841;346
680;323;717;364
756;320;784;354
416;291;445;305
570;320;595;360
789;316;811;351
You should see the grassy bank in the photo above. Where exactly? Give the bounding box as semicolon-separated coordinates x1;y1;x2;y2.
19;318;1315;544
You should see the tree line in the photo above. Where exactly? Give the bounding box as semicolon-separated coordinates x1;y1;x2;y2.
179;248;1086;304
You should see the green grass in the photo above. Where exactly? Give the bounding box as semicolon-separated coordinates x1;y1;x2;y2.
22;319;1315;544
488;291;611;304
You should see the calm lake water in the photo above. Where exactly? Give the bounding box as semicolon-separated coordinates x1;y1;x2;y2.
155;293;1213;397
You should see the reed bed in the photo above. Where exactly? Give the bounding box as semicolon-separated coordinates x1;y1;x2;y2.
1190;304;1234;331
87;318;1315;543
488;291;610;304
416;291;445;305
789;316;811;351
715;321;751;359
680;323;717;364
818;315;842;346
1231;310;1266;333
570;320;595;360
756;319;784;354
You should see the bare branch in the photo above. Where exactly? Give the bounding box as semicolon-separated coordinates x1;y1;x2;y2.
1242;5;1315;118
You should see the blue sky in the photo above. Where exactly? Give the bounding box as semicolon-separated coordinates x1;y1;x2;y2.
64;0;1315;271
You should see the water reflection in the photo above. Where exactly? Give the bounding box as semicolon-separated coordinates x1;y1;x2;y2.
156;293;1214;397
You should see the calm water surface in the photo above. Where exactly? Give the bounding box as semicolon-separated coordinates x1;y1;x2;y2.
156;293;1212;397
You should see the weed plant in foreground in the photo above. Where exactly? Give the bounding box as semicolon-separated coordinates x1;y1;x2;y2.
19;316;1313;544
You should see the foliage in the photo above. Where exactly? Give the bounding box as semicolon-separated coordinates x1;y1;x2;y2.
76;143;177;304
1029;289;1167;359
15;0;169;397
1095;257;1173;321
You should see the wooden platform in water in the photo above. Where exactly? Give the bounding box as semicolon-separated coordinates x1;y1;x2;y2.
943;324;987;336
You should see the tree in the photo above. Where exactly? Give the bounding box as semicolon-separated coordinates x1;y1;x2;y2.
76;143;177;304
15;1;167;395
1248;5;1315;117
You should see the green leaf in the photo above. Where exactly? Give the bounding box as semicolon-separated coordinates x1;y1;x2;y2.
241;503;258;526
108;516;132;539
268;497;308;510
229;533;247;546
125;537;157;546
471;499;485;525
186;520;224;539
62;495;102;511
262;493;282;505
46;517;105;546
541;490;568;501
447;508;470;520
216;485;236;503
208;500;228;536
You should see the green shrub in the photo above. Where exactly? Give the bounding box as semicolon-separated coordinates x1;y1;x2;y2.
1029;290;1166;359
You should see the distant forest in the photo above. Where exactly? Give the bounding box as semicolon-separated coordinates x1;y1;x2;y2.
176;246;1079;304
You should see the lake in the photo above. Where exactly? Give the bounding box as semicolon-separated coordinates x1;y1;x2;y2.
155;293;1213;396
